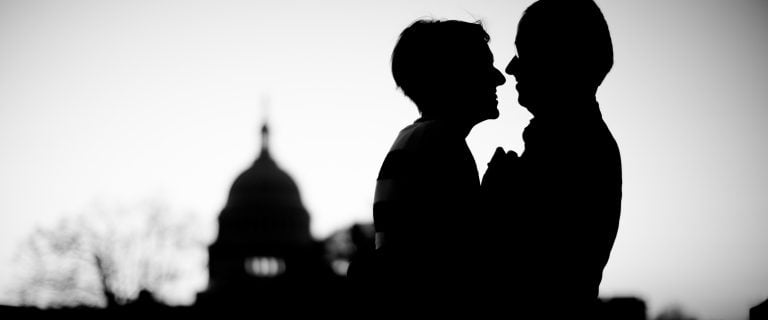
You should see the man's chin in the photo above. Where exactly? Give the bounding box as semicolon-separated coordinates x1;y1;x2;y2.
517;96;535;114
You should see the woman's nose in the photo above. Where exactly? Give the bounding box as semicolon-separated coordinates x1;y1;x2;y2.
494;67;506;86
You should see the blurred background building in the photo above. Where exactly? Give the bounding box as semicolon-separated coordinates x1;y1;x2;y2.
200;123;335;303
195;122;372;311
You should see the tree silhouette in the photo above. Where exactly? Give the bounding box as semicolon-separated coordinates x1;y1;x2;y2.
655;304;698;320
9;200;208;308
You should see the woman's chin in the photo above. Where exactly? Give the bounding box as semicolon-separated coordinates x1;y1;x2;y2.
484;109;500;120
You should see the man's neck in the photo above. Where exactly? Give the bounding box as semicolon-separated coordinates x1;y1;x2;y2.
531;96;601;122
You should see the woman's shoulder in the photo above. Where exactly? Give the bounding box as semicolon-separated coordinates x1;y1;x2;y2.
399;119;462;150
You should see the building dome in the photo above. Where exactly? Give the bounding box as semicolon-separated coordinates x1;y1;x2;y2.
200;121;342;306
225;148;303;213
212;123;312;254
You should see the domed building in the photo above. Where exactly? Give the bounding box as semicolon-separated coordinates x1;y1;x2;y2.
197;123;342;308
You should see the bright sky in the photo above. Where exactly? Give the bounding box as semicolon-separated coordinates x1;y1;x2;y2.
1;0;767;319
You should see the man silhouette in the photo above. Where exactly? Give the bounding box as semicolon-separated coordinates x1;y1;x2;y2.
350;19;505;313
482;0;622;318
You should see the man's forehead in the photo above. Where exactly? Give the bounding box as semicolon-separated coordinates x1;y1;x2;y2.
514;30;555;56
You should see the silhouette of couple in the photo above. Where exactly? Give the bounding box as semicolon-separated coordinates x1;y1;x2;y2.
350;0;621;318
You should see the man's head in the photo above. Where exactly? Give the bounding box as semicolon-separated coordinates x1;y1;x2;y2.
392;20;506;122
506;0;613;116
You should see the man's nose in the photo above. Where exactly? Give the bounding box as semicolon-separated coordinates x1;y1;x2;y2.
505;56;518;75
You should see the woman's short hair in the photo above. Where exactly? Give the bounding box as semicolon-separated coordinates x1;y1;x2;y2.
391;19;490;113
